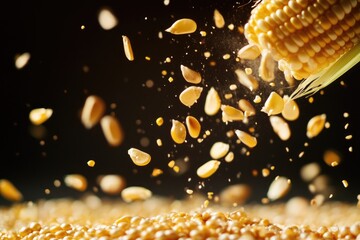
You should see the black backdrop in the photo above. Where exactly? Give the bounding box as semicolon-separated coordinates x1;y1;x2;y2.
1;0;359;205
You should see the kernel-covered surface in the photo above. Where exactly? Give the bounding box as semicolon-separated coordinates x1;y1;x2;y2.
0;195;359;239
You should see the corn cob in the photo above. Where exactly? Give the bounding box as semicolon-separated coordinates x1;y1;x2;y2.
243;0;359;99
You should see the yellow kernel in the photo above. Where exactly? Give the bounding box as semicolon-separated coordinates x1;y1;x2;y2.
168;160;175;168
222;53;231;60
29;108;53;125
224;151;234;162
99;174;126;195
180;65;202;84
245;67;253;75
323;149;342;167
300;162;321;182
170;119;187;144
121;186;152;203
306;114;326;138
262;168;270;177
145;56;151;61
15;52;31;69
221;105;244;123
127;148;151;166
213;9;225;28
235;129;257;148
235;69;259;91
342;180;349;188
87;160;95;167
238;99;256;117
209;142;230;159
262;91;284;116
168;76;174;82
156;138;162;146
253;95;262;103
282;95;300;121
269;116;291;141
179;86;203;107
204;87;221;116
100;115;124;146
165;18;197;35
156;117;164;126
200;31;207;37
267;176;291;201
219;184;251;206
0;179;23;201
204;51;211;57
196;160;221;178
81;95;106;129
259;50;275;82
151;168;163;177
122;35;134;61
237;44;261;60
98;7;118;30
185;116;201;138
64;174;87;192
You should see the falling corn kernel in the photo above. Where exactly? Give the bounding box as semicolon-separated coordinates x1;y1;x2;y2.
209;142;230;159
128;148;151;166
15;52;30;69
200;31;207;37
219;184;251;206
99;175;126;195
253;95;261;103
237;44;261;60
235;69;259;91
235;129;257;148
87;160;95;167
262;168;270;177
29;108;53;125
180;65;201;84
196;160;221;178
170;120;186;144
342;180;349;188
245;68;252;75
269;116;291;141
121;186;152;203
306;114;326;138
122;35;134;61
185;116;201;138
224;151;234;162
156;139;162;146
165;18;197;35
64;174;87;192
300;162;321;182
267;176;291;201
238;99;256;117
81;95;106;129
151;168;163;177
223;54;231;60
156;117;164;126
100;115;124;146
262;91;284;116
0;179;23;202
213;9;225;28
221;105;244;123
179;86;203;107
204;87;221;116
259;50;275;82
323;149;342;167
282;95;300;121
98;7;118;30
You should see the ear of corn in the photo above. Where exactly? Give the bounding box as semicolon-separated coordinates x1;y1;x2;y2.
290;42;360;99
244;0;360;98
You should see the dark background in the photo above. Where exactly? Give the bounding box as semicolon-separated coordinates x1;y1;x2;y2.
1;0;359;205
